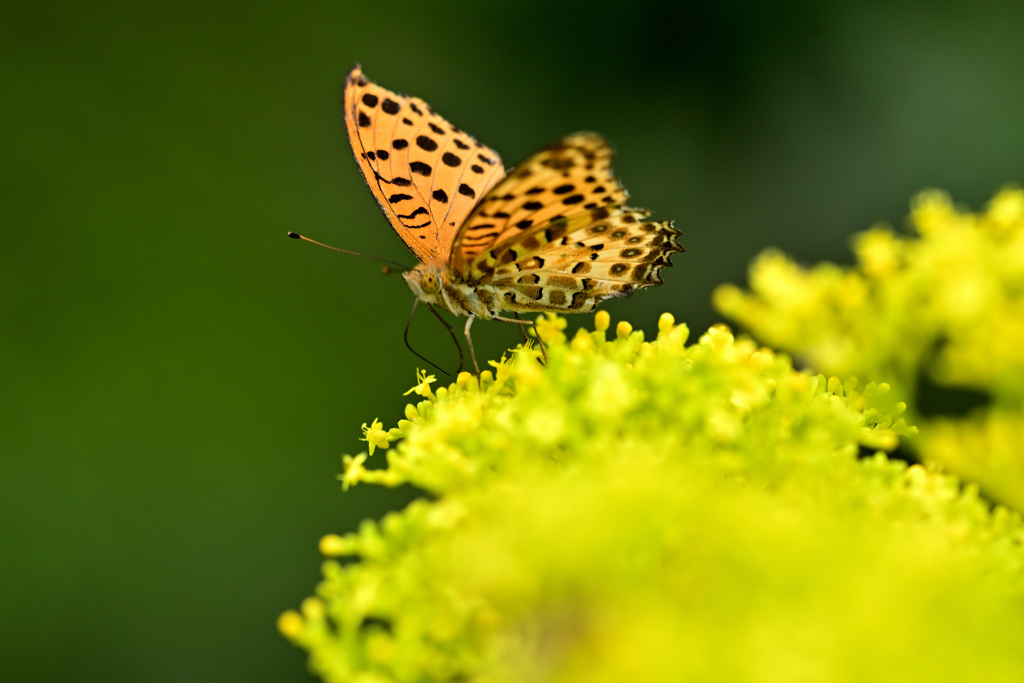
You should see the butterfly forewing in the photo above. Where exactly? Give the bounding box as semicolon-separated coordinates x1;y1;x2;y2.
450;133;629;275
343;66;506;265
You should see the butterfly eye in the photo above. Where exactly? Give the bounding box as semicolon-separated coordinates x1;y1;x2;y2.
421;271;441;294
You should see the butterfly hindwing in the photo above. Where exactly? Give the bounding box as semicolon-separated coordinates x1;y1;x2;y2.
343;66;505;265
485;207;681;312
451;133;681;312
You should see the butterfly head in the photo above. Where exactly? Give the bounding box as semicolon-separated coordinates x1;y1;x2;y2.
403;264;444;303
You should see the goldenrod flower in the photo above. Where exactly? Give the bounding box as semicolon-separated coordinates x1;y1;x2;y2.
283;190;1024;682
402;369;436;399
715;186;1024;511
358;420;390;455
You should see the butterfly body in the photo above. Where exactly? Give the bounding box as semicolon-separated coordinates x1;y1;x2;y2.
343;65;683;371
403;264;504;319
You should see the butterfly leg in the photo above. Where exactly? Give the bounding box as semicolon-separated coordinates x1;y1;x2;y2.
515;313;548;365
532;319;548;364
463;314;482;376
512;312;530;345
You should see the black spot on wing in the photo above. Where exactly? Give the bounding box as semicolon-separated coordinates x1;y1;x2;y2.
398;207;429;220
542;157;573;170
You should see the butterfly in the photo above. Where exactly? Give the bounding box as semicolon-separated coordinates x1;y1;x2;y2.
342;64;682;374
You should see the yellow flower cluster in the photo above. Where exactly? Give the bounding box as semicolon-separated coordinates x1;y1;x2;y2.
715;187;1024;511
281;304;1023;682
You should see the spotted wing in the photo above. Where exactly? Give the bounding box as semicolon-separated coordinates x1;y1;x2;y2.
485;207;682;312
453;133;683;312
449;132;628;274
343;65;506;266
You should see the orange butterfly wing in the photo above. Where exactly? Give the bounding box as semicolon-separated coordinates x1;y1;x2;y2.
449;133;629;275
451;133;682;312
343;66;506;266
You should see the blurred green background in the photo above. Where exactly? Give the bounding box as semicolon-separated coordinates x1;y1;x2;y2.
3;1;1022;680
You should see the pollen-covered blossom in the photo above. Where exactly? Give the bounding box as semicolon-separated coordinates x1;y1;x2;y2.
359;419;390;455
403;369;436;398
275;301;1024;683
714;187;1024;512
282;189;1024;683
534;311;568;345
338;453;367;491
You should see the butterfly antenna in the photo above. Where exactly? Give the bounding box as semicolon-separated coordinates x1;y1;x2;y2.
287;232;409;271
402;300;464;377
